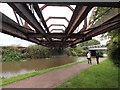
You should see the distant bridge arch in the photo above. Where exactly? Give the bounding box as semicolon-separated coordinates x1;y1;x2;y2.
83;45;107;56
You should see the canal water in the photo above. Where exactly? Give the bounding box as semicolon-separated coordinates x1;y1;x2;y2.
1;56;87;78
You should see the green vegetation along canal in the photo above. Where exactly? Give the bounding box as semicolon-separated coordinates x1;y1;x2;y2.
2;57;87;78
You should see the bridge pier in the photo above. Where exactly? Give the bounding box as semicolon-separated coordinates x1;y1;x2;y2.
90;50;96;56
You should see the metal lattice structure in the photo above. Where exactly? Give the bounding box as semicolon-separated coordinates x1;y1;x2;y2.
1;2;120;48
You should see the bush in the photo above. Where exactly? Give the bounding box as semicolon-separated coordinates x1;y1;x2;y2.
26;45;50;59
106;29;120;65
68;46;88;56
2;50;28;62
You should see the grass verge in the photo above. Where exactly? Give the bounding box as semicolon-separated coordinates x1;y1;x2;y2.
55;59;119;88
1;58;96;86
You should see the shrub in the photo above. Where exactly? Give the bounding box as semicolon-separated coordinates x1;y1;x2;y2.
2;51;28;62
26;45;50;59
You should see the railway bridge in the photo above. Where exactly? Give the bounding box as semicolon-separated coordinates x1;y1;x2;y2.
83;44;107;56
0;2;120;48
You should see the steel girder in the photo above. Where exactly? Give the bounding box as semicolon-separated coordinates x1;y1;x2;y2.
40;4;74;12
2;2;120;48
66;6;93;35
1;13;43;45
62;5;92;43
50;29;65;33
48;24;66;29
37;2;120;8
45;17;70;23
27;33;85;38
33;3;50;33
8;3;45;34
8;3;52;42
70;17;120;47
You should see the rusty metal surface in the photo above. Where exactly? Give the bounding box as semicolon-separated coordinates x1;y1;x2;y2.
33;3;49;33
48;24;66;29
45;17;69;23
37;2;120;8
40;4;74;12
1;3;120;48
8;3;45;34
50;29;65;33
27;33;85;39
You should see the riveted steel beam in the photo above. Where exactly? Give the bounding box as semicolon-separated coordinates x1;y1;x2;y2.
40;4;74;12
70;19;120;47
45;17;69;23
50;29;65;33
48;24;66;29
37;2;120;8
67;6;93;35
27;33;85;38
62;6;92;43
1;12;43;45
33;3;49;33
8;3;45;34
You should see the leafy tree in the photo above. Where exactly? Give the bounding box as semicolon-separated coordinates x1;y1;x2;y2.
101;29;120;65
78;39;100;47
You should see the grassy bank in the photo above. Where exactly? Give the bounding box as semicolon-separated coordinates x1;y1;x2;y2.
55;59;119;88
1;58;96;86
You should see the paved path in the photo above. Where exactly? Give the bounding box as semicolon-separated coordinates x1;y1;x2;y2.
3;58;107;88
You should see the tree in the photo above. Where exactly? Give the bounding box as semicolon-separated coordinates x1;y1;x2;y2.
78;39;100;47
101;29;120;65
92;7;120;65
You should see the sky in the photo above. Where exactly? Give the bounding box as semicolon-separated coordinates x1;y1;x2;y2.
0;3;109;47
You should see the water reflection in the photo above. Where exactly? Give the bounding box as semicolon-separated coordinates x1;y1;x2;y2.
1;57;87;78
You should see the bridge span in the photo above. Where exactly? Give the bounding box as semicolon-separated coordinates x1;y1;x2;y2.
83;45;107;50
83;44;107;56
0;2;120;48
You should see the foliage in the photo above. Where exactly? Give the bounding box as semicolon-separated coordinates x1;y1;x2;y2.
1;58;96;86
92;7;113;22
78;39;100;47
100;28;120;64
67;39;100;56
1;45;51;62
105;29;120;64
26;45;50;59
2;50;28;62
55;59;119;88
69;46;88;56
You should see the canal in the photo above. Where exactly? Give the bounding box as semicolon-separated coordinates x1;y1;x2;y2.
1;56;87;78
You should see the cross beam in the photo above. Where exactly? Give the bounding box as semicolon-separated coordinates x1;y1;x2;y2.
45;17;70;23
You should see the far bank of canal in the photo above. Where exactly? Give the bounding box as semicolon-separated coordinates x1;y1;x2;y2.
2;56;88;78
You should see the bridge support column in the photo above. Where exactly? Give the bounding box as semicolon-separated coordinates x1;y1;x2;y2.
90;50;96;56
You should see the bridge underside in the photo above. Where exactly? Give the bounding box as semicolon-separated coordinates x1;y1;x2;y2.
0;2;120;48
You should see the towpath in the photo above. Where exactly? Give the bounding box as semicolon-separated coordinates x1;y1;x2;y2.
3;58;107;88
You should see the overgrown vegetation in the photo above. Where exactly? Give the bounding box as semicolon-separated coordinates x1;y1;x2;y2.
55;59;119;88
1;39;102;62
101;29;120;65
1;45;51;62
26;45;50;59
78;39;100;47
92;7;113;22
69;46;88;56
2;46;28;62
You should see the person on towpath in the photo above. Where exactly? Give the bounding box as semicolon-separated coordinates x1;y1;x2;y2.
96;50;99;64
87;51;92;64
